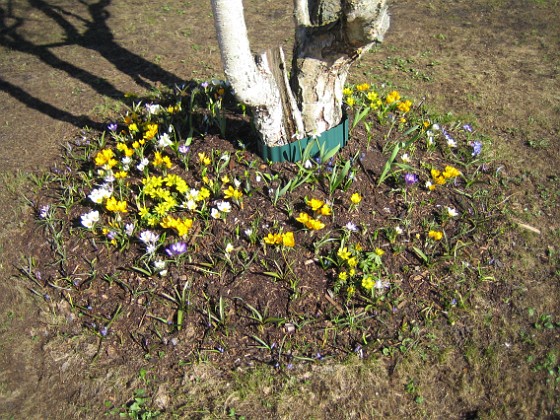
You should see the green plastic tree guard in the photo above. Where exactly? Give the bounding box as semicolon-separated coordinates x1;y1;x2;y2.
257;116;348;163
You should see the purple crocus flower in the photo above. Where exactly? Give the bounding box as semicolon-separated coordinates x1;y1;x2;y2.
470;141;482;157
462;124;473;133
166;241;187;257
178;144;190;154
108;123;118;132
442;128;457;146
404;173;418;186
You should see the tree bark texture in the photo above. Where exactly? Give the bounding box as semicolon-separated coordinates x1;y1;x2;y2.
211;0;389;147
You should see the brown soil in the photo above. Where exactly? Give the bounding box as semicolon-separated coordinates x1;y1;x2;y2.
1;0;559;418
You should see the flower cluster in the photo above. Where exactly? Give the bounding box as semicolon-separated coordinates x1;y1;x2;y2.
263;231;295;248
343;84;413;124
331;243;389;298
296;198;331;231
76;83;246;263
69;78;486;313
426;165;461;191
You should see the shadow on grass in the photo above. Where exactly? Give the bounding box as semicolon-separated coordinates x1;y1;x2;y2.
0;0;185;129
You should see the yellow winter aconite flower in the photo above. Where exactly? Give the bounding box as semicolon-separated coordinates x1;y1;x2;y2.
153;151;172;169
318;204;332;216
431;165;461;187
346;97;355;107
223;185;243;200
431;169;447;185
304;198;331;216
94;148;117;167
442;165;461;179
385;90;401;104
338;271;348;281
198;152;211;166
105;197;128;213
154;198;177;217
362;276;375;290
282;231;295;248
306;218;325;230
116;143;134;157
306;198;324;211
350;192;362;204
160;216;193;237
374;248;385;256
343;87;353;96
114;170;128;179
167;104;181;114
198;187;211;201
426;181;437;191
366;91;378;102
128;123;139;133
428;230;443;241
369;99;382;109
138;206;150;218
164;174;189;193
347;257;358;268
143;175;164;191
296;212;310;224
264;233;282;245
295;212;325;230
337;247;351;260
397;100;413;113
356;83;370;92
143;123;158;140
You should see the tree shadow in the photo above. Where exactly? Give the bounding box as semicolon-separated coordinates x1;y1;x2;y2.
0;0;185;129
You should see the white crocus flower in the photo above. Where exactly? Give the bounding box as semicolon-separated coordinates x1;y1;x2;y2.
153;259;167;276
139;230;159;245
211;208;221;219
80;210;100;229
446;207;459;217
124;223;135;236
184;199;197;211
88;186;112;204
146;104;161;115
217;201;232;213
136;158;149;171
157;133;173;148
345;222;358;232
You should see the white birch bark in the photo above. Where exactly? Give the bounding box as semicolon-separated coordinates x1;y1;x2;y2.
210;0;291;146
211;0;390;147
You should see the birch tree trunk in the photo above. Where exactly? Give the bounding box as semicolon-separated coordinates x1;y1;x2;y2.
210;0;390;147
